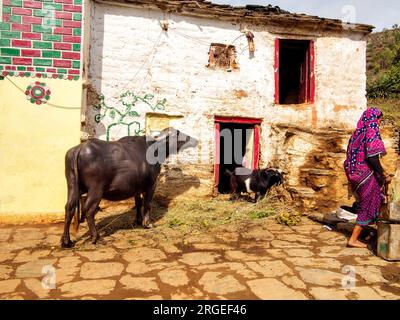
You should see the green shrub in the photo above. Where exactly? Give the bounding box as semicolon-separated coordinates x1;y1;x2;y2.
248;209;276;220
276;212;302;227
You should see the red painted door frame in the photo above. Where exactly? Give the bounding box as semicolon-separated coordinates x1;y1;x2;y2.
274;38;315;104
309;40;316;104
274;38;280;104
214;117;262;190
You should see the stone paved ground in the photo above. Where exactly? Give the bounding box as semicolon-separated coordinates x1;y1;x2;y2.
0;216;400;300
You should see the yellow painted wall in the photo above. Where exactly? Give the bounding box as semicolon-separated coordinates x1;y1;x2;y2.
0;77;81;223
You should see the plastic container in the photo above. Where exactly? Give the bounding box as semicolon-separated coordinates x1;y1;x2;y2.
377;221;400;261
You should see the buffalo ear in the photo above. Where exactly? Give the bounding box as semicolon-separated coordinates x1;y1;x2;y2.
153;128;172;141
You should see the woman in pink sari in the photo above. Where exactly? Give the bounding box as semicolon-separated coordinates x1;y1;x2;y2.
344;107;392;248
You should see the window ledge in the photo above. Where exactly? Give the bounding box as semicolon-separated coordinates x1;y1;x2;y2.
275;102;315;108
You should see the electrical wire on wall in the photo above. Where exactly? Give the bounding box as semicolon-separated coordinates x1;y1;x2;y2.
1;21;251;112
4;76;81;110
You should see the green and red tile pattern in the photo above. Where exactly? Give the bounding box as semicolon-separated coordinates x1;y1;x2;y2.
0;0;82;80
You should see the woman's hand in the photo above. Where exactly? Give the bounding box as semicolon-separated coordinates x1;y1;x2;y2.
384;175;393;185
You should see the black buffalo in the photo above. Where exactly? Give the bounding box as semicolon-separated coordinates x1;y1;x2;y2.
226;167;284;202
61;128;198;248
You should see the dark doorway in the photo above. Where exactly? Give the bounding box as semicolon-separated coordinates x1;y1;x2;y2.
279;39;311;104
216;122;256;194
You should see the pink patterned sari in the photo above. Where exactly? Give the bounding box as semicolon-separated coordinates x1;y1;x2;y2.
344;108;386;226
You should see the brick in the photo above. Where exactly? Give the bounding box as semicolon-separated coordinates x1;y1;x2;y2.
43;19;62;27
13;57;32;65
11;39;31;48
55;0;73;3
35;67;45;71
33;58;52;66
2;15;11;23
17;66;27;70
9;0;23;6
0;57;12;64
1;31;21;38
43;3;62;10
68;69;79;74
43;34;62;42
24;1;42;9
54;42;71;50
72;43;80;51
12;23;31;32
73;13;82;21
54;27;72;35
1;48;21;56
63;4;82;12
53;59;71;68
22;32;41;40
42;50;61;58
21;49;41;57
0;39;11;46
62;51;80;59
74;0;82;4
9;15;22;23
0;22;11;31
33;9;52;17
12;7;32;16
5;66;16;70
55;12;72;20
27;67;34;71
63;20;81;28
57;68;68;73
62;35;81;43
46;68;56;73
73;28;81;36
3;7;12;14
22;16;42;24
33;41;52;49
32;25;52;34
72;60;80;69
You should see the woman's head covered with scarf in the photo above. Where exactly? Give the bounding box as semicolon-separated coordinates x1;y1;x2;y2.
344;107;386;187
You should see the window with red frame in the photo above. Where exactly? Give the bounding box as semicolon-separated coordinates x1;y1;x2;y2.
275;39;315;105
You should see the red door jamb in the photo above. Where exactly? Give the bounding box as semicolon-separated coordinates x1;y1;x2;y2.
214;117;262;191
274;38;280;104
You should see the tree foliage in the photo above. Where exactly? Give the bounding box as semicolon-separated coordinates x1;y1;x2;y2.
367;27;400;98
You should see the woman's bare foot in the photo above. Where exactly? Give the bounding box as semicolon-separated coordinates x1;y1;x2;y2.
347;240;368;248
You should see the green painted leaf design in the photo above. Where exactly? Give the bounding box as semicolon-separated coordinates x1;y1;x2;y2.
144;94;154;100
129;110;140;117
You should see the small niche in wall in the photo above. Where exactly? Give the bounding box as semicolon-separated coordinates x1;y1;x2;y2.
207;43;238;71
145;113;183;137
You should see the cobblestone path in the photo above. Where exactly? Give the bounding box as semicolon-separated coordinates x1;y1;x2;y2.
0;216;399;300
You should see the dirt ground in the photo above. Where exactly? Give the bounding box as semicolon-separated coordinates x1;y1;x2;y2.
0;200;400;300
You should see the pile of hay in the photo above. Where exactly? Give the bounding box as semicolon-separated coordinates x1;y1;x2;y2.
153;184;302;232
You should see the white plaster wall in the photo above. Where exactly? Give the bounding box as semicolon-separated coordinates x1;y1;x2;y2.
314;35;367;128
88;2;369;195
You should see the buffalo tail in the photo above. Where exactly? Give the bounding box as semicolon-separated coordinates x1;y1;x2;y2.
72;146;81;233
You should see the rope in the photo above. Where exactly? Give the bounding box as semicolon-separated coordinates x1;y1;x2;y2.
3;26;249;111
101;30;164;104
4;76;81;110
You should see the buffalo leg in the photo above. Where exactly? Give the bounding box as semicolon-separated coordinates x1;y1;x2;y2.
61;179;79;248
134;195;143;226
82;191;102;244
61;197;76;248
254;191;261;203
142;186;156;228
